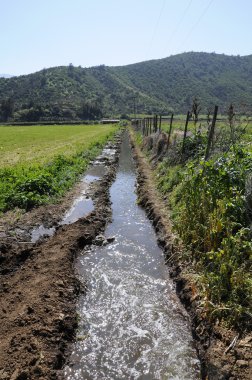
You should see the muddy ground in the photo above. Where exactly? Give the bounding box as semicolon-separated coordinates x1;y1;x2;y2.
129;130;252;380
0;129;251;380
0;137;121;380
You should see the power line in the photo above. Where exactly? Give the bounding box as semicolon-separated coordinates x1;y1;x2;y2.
146;0;166;56
166;0;193;50
178;0;215;50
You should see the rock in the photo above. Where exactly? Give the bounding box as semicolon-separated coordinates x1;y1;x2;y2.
55;280;65;287
107;236;115;243
94;234;106;246
236;359;249;367
239;336;252;347
77;334;89;341
58;313;65;320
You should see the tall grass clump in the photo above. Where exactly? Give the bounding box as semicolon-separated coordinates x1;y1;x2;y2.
168;150;252;326
149;104;252;327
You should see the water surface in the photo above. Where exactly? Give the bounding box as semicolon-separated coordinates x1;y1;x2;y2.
64;133;200;379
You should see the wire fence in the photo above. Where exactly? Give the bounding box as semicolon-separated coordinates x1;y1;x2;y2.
132;107;251;160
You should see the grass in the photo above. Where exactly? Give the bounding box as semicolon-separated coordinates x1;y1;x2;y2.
0;124;118;168
0;124;119;212
159;117;252;151
134;125;252;328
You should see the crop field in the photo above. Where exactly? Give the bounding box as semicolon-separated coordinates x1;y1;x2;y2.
0;123;119;212
0;124;118;168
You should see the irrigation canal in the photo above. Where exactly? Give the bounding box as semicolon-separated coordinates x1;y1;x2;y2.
64;133;200;379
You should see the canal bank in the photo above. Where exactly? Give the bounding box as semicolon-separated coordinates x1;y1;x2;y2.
129;129;252;380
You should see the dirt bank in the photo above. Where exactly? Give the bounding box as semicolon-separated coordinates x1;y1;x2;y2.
0;137;121;380
129;129;252;380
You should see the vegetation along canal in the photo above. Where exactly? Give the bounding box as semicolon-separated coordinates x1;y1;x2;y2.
64;132;200;379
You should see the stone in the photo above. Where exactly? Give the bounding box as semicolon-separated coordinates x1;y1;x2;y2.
107;236;115;243
55;280;65;287
236;360;248;367
94;234;106;246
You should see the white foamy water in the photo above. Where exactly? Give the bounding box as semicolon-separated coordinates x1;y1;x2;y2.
64;133;200;380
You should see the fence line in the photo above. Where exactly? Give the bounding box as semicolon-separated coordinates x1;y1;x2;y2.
131;105;241;158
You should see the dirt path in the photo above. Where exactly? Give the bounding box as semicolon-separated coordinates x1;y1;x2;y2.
0;138;121;380
129;130;252;380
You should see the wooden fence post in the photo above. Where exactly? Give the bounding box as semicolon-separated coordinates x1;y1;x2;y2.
167;113;174;148
159;115;162;133
182;111;190;154
205;105;218;160
155;114;158;132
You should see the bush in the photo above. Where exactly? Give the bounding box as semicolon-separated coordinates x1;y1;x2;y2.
156;147;252;326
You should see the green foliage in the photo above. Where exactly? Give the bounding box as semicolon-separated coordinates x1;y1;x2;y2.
0;148;93;211
157;161;183;194
0;123;118;168
0;127;117;212
157;148;252;326
1;52;252;122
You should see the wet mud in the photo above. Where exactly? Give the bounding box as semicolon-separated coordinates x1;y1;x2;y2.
0;137;121;380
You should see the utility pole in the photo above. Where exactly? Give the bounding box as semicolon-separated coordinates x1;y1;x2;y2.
133;96;136;121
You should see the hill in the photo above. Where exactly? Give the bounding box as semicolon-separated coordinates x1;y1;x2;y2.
0;52;252;122
0;74;13;78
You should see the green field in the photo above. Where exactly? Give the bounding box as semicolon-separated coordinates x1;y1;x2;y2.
0;124;119;212
0;124;118;168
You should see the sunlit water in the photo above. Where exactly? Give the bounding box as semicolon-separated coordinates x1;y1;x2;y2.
64;133;200;380
29;146;114;242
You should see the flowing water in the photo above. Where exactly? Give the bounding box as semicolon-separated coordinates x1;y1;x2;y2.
64;133;200;380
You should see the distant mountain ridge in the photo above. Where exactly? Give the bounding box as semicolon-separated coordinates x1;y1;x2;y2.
0;74;13;78
0;52;252;121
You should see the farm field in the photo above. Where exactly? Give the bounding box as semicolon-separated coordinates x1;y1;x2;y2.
0;124;118;168
0;123;119;212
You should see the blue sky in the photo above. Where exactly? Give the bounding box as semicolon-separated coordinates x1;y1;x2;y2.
1;0;252;76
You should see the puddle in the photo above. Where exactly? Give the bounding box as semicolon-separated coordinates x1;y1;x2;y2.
29;143;118;243
64;133;200;379
31;225;56;243
93;147;117;165
60;197;94;225
83;165;107;183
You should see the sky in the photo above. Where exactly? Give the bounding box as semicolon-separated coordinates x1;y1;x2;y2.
1;0;252;76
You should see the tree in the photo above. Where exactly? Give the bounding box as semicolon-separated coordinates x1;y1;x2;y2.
68;63;74;78
0;98;14;121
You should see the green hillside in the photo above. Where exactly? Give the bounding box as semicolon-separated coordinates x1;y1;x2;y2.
0;52;252;122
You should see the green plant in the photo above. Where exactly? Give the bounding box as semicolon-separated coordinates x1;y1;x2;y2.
156;146;252;326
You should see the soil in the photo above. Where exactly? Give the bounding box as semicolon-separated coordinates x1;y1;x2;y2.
1;128;251;380
129;129;252;380
0;137;121;380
